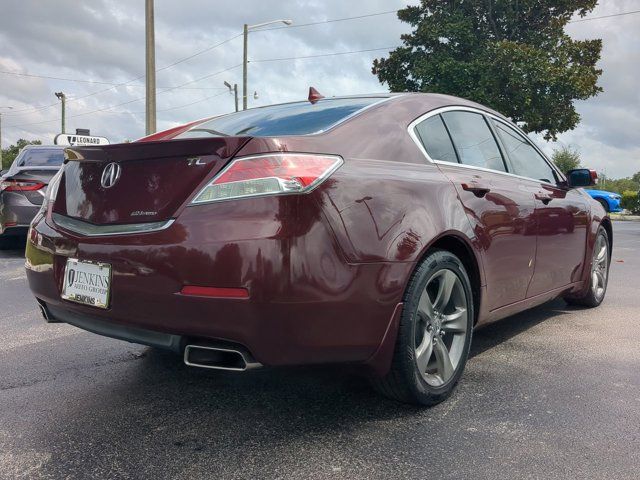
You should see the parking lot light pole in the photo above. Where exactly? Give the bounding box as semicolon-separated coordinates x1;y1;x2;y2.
242;19;293;110
54;92;66;133
224;81;239;112
0;106;14;167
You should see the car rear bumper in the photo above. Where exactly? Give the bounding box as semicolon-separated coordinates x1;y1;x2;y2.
26;199;411;371
39;299;183;351
0;191;40;236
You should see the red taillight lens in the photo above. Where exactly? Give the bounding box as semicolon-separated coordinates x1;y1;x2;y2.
1;179;45;192
180;286;249;298
190;153;343;204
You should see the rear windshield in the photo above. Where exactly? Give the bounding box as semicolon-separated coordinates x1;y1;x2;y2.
176;97;383;138
17;148;64;167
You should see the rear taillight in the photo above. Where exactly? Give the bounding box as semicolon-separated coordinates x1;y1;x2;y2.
190;153;343;204
38;168;64;219
0;179;45;192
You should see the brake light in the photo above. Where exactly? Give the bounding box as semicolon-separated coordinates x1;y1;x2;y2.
190;153;343;204
1;179;45;192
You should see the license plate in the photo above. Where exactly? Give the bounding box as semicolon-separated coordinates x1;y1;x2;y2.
61;258;112;309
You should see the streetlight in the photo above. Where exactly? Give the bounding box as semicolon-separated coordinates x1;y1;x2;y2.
0;106;14;168
224;81;238;112
54;92;66;133
243;19;293;110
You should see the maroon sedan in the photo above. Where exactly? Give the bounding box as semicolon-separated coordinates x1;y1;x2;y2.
26;93;611;405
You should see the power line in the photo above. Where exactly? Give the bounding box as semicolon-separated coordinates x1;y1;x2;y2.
569;9;640;23
251;46;397;63
4;32;243;116
258;10;400;31
0;70;228;90
5;64;241;128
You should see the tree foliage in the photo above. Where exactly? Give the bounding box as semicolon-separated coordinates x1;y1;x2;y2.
552;146;581;174
373;0;603;140
595;174;640;195
1;139;42;170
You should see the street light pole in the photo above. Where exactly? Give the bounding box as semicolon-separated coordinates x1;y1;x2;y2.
54;92;66;133
224;81;239;112
242;23;248;110
145;0;156;135
242;19;292;110
0;106;13;167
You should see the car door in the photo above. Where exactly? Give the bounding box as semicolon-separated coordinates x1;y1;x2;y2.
491;119;589;296
413;110;537;311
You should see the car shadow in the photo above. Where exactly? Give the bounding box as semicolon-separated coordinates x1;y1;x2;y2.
470;298;574;359
15;298;583;476
0;236;26;257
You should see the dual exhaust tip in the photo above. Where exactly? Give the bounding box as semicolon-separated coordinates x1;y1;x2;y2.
183;344;262;371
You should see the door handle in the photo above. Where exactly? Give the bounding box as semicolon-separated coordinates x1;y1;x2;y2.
535;192;553;204
461;182;491;198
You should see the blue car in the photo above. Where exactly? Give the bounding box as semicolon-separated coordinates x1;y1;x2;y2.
584;189;622;213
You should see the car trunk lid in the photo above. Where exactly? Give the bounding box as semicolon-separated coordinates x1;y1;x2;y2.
54;137;249;225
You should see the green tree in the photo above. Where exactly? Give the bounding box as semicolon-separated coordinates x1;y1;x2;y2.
632;171;640;185
373;0;603;140
1;139;42;170
552;146;581;174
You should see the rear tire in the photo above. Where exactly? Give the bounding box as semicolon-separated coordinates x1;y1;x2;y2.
565;226;610;308
372;250;474;406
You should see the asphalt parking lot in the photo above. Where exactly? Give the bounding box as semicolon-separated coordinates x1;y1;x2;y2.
1;222;639;480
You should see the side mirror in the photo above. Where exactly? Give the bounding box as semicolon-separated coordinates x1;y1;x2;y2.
566;168;597;188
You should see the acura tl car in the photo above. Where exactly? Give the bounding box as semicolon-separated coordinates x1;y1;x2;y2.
1;145;64;246
25;93;611;405
584;188;622;213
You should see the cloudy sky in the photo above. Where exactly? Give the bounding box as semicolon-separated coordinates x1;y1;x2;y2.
1;0;639;177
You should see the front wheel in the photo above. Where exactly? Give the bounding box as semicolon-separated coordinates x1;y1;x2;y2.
565;226;610;308
372;250;474;406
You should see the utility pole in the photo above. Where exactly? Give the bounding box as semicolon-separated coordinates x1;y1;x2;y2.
145;0;156;134
242;19;292;111
0;107;11;167
242;23;248;111
54;92;66;133
224;81;239;112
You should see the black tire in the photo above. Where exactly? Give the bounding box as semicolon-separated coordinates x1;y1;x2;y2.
597;198;609;213
565;226;610;308
372;249;474;406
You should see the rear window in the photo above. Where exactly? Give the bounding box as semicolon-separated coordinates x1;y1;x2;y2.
176;98;383;138
17;148;64;167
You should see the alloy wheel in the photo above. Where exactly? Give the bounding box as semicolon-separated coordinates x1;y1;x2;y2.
414;269;469;387
591;232;609;301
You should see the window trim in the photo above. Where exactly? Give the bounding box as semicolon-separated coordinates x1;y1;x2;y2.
490;117;560;185
407;106;565;187
440;110;509;173
414;114;461;164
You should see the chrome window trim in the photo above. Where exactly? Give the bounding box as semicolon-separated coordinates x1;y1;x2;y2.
52;213;174;237
407;105;564;187
316;95;402;134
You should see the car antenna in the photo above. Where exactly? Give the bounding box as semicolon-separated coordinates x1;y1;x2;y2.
308;87;324;104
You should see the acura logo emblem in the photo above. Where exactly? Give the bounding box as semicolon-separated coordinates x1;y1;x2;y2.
101;163;121;188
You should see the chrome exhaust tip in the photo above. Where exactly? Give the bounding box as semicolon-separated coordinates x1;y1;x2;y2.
36;299;61;323
183;344;262;371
